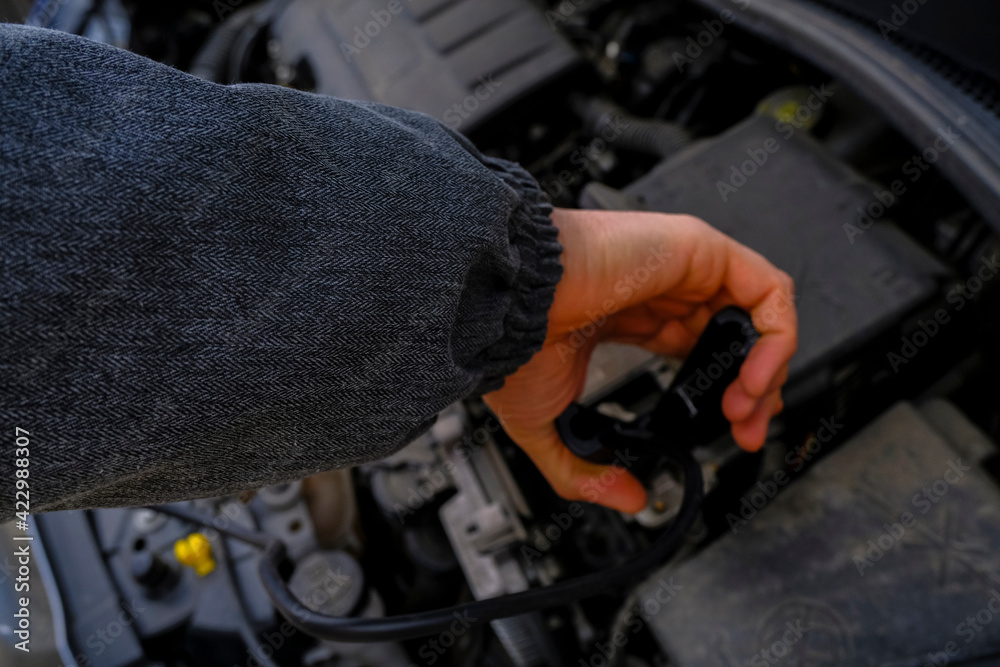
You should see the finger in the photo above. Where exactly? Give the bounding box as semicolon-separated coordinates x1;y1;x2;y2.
635;319;699;358
601;303;672;346
644;295;702;318
658;221;797;398
672;303;717;342
715;241;798;398
512;424;648;514
730;389;784;451
723;365;788;422
606;303;714;358
739;319;796;398
550;210;727;324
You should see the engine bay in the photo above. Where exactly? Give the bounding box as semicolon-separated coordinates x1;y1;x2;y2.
12;0;1000;665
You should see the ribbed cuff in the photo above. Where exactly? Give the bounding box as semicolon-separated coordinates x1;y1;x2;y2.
471;156;564;395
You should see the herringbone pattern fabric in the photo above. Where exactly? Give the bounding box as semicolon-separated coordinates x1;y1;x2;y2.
0;25;562;518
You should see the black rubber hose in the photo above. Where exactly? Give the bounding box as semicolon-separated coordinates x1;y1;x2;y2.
573;97;691;160
145;503;273;549
151;447;703;642
188;6;260;82
258;446;703;642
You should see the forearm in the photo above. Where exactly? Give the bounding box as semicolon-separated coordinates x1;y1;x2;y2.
0;25;562;517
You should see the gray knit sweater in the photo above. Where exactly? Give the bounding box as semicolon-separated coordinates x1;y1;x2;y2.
0;24;563;520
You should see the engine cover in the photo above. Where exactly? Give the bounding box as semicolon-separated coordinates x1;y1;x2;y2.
269;0;580;133
582;107;947;381
639;400;1000;665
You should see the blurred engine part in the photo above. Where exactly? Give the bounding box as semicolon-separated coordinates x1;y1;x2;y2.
573;97;692;160
31;472;396;667
0;519;70;666
14;0;1000;664
808;0;1000;88
640;399;1000;665
581;88;947;387
438;430;561;666
302;470;363;552
263;0;581;132
362;405;564;664
690;0;1000;232
287;550;411;666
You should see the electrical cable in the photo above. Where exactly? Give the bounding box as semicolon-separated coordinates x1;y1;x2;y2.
188;0;291;83
70;0;105;37
146;444;703;643
145;503;273;549
572;97;692;160
26;0;62;27
188;6;259;82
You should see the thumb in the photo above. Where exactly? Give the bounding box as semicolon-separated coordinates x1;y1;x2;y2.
513;424;648;514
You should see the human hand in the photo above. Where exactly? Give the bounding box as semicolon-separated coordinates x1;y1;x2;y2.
484;208;798;513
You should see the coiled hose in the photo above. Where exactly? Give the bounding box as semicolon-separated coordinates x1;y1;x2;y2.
573;97;691;160
148;444;703;642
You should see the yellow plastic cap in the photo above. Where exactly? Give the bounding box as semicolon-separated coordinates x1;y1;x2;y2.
174;533;215;576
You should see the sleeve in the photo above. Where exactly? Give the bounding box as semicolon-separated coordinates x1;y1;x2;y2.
0;24;563;518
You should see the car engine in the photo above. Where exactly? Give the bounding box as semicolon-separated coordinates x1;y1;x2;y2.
7;0;1000;665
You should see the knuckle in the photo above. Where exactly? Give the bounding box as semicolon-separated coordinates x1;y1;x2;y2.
554;483;582;503
676;213;710;233
779;271;795;294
